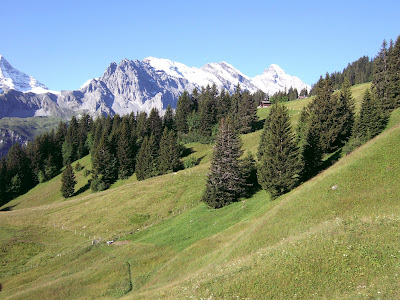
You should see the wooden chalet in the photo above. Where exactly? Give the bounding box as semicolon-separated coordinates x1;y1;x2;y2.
259;100;271;108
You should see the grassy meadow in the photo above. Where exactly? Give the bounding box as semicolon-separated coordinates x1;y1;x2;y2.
2;83;399;299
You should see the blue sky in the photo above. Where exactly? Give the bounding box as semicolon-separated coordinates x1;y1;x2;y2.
1;0;399;91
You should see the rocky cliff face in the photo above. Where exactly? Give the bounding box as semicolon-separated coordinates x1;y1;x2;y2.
0;89;72;118
0;128;28;157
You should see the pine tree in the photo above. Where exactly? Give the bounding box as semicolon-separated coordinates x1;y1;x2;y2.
44;155;58;180
61;163;76;198
238;90;258;134
199;88;216;137
230;83;242;129
240;151;258;198
356;88;386;139
135;134;159;181
65;116;79;163
136;111;148;140
300;74;346;153
257;103;302;198
216;89;231;121
163;104;175;130
202;119;245;208
388;35;400;109
175;91;191;133
117;119;136;179
158;128;181;174
91;132;118;189
77;114;92;158
6;142;34;197
0;158;7;205
372;40;392;111
335;78;355;148
300;113;323;180
147;108;163;140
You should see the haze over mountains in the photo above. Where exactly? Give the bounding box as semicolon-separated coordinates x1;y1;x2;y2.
0;55;310;118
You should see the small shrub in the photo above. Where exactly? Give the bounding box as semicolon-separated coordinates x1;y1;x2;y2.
38;170;47;183
74;162;84;172
342;136;367;155
83;169;91;177
184;156;200;169
90;176;107;192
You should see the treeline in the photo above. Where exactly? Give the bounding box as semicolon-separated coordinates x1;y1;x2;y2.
0;84;261;205
269;86;309;103
310;56;374;95
202;35;400;208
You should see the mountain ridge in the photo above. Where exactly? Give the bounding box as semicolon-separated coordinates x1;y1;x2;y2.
0;55;310;118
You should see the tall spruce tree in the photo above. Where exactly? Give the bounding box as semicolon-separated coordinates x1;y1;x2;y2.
61;163;76;198
117;119;136;179
372;40;392;111
147;108;163;140
163;104;175;130
6;142;34;197
335;78;355;148
0;158;7;205
158;128;181;174
240;151;258;198
199;88;216;137
202;119;245;208
300;112;323;180
135;134;159;181
300;74;347;154
92;132;118;189
175;90;191;133
230;83;242;129
238;91;258;134
257;103;301;198
388;35;400;109
356;88;386;140
64;116;79;163
135;111;148;140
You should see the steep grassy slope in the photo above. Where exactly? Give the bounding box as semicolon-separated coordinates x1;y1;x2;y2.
2;83;397;300
140;112;400;299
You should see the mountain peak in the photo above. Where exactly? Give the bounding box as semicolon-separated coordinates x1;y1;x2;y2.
0;55;49;94
265;64;285;74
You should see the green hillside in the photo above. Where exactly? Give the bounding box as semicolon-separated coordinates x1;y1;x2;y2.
2;83;399;299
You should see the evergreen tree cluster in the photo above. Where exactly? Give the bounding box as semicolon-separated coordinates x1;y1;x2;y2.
310;56;374;95
331;56;374;88
0;114;93;205
345;36;400;151
175;83;259;143
298;76;355;179
203;35;399;208
269;86;308;103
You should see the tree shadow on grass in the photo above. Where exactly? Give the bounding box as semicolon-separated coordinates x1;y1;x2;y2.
180;146;195;158
0;204;18;212
253;119;266;131
321;149;342;171
73;181;91;197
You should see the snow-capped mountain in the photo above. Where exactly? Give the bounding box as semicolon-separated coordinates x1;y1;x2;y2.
0;55;310;119
0;55;51;94
142;57;310;95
